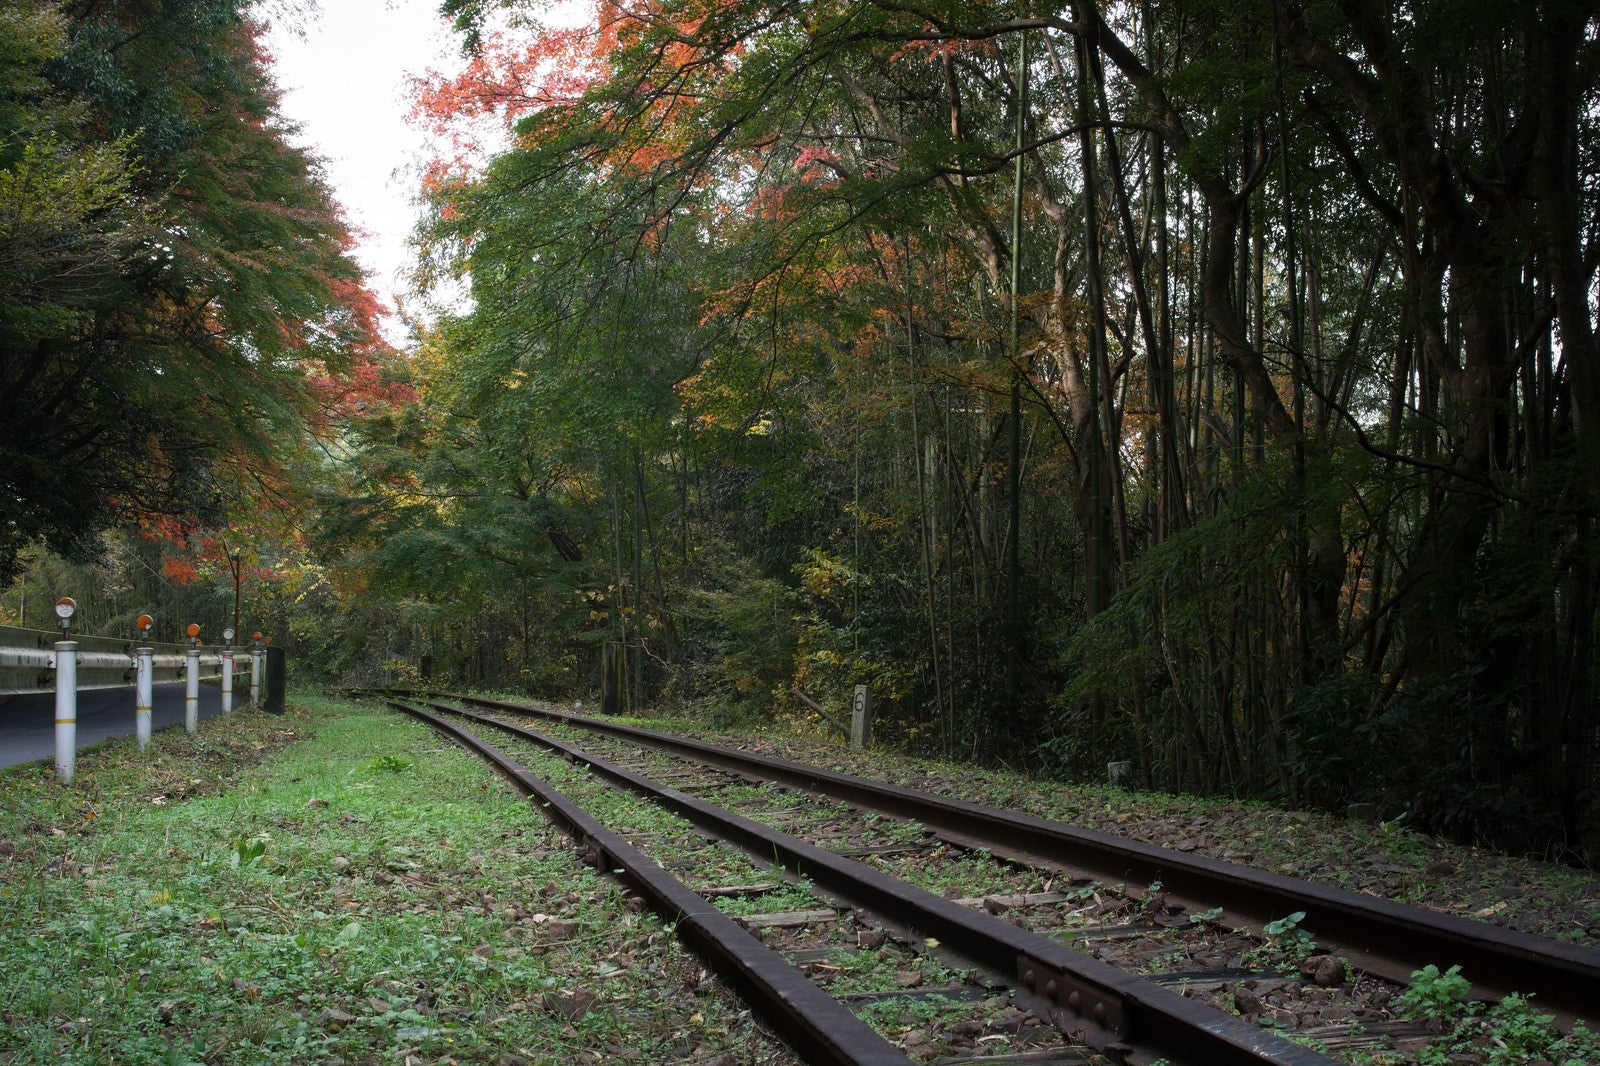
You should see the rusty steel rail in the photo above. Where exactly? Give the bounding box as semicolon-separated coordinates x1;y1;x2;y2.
388;699;916;1066
417;696;1335;1066
434;691;1600;1027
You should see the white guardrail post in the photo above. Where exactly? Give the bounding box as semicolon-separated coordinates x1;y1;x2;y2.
135;614;155;751
250;633;264;704
53;597;78;783
54;639;77;784
220;628;235;713
185;624;201;734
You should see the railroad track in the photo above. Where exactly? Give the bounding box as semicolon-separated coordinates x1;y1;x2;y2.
381;693;1600;1065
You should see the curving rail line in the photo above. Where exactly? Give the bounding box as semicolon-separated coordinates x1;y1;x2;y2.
391;695;1336;1066
429;690;1600;1029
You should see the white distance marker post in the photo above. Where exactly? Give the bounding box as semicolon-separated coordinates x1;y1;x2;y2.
184;623;201;734
135;614;154;752
53;597;78;784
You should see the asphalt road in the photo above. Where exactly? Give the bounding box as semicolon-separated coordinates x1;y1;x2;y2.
0;683;230;769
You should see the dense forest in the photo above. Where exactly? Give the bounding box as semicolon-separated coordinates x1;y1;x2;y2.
2;0;1596;861
0;0;389;635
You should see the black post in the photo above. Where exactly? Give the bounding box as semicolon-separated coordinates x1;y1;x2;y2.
601;643;619;715
265;646;287;714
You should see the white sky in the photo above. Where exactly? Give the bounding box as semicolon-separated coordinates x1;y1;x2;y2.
262;0;467;343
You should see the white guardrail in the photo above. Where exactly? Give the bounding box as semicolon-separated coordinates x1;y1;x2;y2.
0;625;219;693
1;616;266;785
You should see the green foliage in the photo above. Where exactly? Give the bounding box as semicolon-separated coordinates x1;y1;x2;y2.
0;0;374;583
1478;995;1564;1066
1399;964;1473;1021
1261;910;1307;939
1246;910;1316;966
1395;966;1600;1066
1058;452;1331;792
1290;667;1560;851
673;549;798;716
229;832;269;869
791;548;929;742
270;0;1600;871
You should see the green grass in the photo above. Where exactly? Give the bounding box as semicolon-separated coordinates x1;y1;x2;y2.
1384;966;1600;1066
818;941;969;998
709;879;818;917
0;695;795;1065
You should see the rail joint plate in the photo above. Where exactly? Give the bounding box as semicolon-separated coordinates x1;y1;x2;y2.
1017;952;1127;1040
